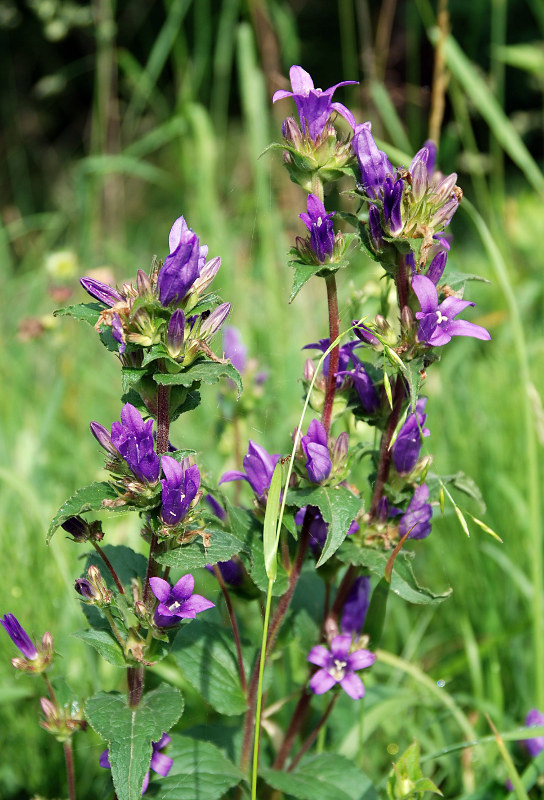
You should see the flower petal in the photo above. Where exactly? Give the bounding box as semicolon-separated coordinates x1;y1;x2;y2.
330;634;352;660
179;594;215;617
330;101;356;129
442;319;491;341
339;672;366;699
150;749;174;777
149;577;171;604
412;275;438;314
289;65;314;95
172;573;195;602
347;648;377;671
307;645;331;668
309;668;337;695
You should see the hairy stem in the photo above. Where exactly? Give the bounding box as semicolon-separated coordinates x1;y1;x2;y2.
368;375;405;517
64;739;76;800
127;665;145;709
91;541;125;594
322;274;340;437
213;565;247;693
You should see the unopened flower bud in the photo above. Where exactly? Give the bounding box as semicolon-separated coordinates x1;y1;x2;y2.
431;196;459;228
134;601;148;621
282;116;303;148
136;269;152;297
192;257;221;295
200;303;231;340
41;632;54;655
80;277;123;307
40;697;57;720
374;315;391;334
426;251;447;285
332;432;349;471
61;516;89;541
411;158;428;202
401;305;415;331
89;421;117;456
75;566;113;606
167;309;185;358
431;172;457;202
368;205;384;250
304;358;316;381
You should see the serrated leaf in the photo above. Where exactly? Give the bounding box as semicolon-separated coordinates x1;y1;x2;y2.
47;482;119;542
287;485;362;567
263;462;282;580
289;262;324;302
261;753;379;800
73;629;126;666
121;367;150;395
140;344;179;369
226;504;288;596
85;684;184;800
147;734;243;799
156;530;246;570
172;621;248;715
338;541;452;605
154;361;242;398
54;301;103;325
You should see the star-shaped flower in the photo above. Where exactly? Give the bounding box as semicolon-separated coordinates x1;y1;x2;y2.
308;634;376;699
412;275;491;346
149;574;214;628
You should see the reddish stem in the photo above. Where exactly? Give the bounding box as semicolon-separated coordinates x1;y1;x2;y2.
64;740;76;800
92;541;125;594
213;565;247;693
321;274;340;437
288;693;339;771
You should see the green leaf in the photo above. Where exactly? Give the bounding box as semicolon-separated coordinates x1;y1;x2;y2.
172;620;248;715
261;753;379;800
287;485;362;567
85;684;184;800
387;741;443;800
140;344;179;370
73;629;126;666
494;43;544;76
263;462;282;580
148;734;243;799
226;504;288;596
362;577;390;649
87;545;148;589
445;270;490;291
154;360;242;398
47;482;119;542
156;530;246;570
338;541;452;605
54;301;103;326
289;262;323;302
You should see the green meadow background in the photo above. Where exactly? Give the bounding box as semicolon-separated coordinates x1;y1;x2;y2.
1;0;544;797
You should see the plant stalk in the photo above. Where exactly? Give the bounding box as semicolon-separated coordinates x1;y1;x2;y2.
213;564;247;693
322;274;340;437
64;739;76;800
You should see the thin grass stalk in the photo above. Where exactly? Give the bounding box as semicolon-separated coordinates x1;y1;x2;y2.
490;0;507;206
428;0;449;145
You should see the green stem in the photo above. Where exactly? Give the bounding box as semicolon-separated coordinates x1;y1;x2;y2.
251;579;274;800
104;608;126;650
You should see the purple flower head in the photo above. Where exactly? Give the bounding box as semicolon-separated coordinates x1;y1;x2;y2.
352;124;393;199
303;338;361;387
523;709;544;758
295;505;328;551
205;494;227;522
399;484;432;540
426;250;447;285
89;421;117;455
205;560;243;586
100;733;173;794
110;404;160;484
299;195;336;263
412;275;491;347
308;634;376;699
158;235;201;307
150;574;214;628
223;327;248;373
219;441;280;500
383;177;404;236
80;276;123;307
341;576;371;636
160;455;201;526
301;419;331;483
337;359;379;413
168;215;208;268
392;398;430;474
273;65;358;141
0;614;38;660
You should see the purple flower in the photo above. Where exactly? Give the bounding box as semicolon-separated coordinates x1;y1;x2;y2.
392;398;430;474
149;574;214;628
426;250;447;285
308;634;376;699
157;216;208;308
352;124;393;199
299;194;335;262
109;404;160;484
523;708;544;757
100;733;173;794
80;276;123;306
219;441;280;499
303;338;361;387
301;419;331;483
167;309;185;358
412;275;491;346
205;560;243;586
111;312;126;354
337;359;379;413
399;484;432;540
273;65;358;141
0;614;38;660
296;506;358;553
382;177;404;236
205;494;227;522
341;577;371;636
160;455;201;526
223;327;248;373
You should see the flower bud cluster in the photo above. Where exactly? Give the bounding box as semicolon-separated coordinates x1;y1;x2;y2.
75;565;113;607
40;696;86;742
1;614;54;673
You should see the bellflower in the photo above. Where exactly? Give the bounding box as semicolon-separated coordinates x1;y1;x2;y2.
337;358;379;413
100;733;173;794
299;194;335;262
308;634;376;699
392;398;430;474
352;124;393;199
399;484;432;540
522;709;544;757
109;404;160;484
1;614;38;660
412;275;491;346
223;327;248;373
382;176;404;236
149;574;214;627
80;276;124;307
295;506;359;553
160;455;201;526
205;560;243;586
301;419;331;483
341;576;371;636
272;65;357;141
303;338;361;386
220;440;280;499
157;216;209;307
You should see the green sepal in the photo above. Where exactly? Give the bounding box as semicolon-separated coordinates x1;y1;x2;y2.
287;485;362;567
338;540;452;605
361;577;389;649
47;482;120;542
85;684;184;800
156;530;246;570
140;343;180;370
154;360;242;398
72;629;126;666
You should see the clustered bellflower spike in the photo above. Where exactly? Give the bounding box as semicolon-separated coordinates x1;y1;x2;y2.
392;398;430;474
273;65;357;141
109;403;160;484
307;634;376;699
100;733;173;794
299;194;336;263
149;574;214;628
301;418;331;483
412;275;491;346
220;440;280;500
160;455;201;526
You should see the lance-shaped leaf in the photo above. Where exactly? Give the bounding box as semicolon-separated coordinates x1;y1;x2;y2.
156;530;246;570
287;485;362;567
154;361;242;398
85;684;184;800
47;482;120;542
261;752;379;800
54;302;103;326
263;462;282;580
149;734;244;799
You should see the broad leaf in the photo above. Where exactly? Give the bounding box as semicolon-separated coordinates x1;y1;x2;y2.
289;263;324;302
287;485;362;567
87;545;148;589
226;504;288;596
338;541;452;605
172;620;248;716
140;344;180;370
54;302;103;326
73;629;126;666
156;530;246;570
261;752;379;800
47;482;119;542
147;734;243;799
85;684;184;800
154;361;242;398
